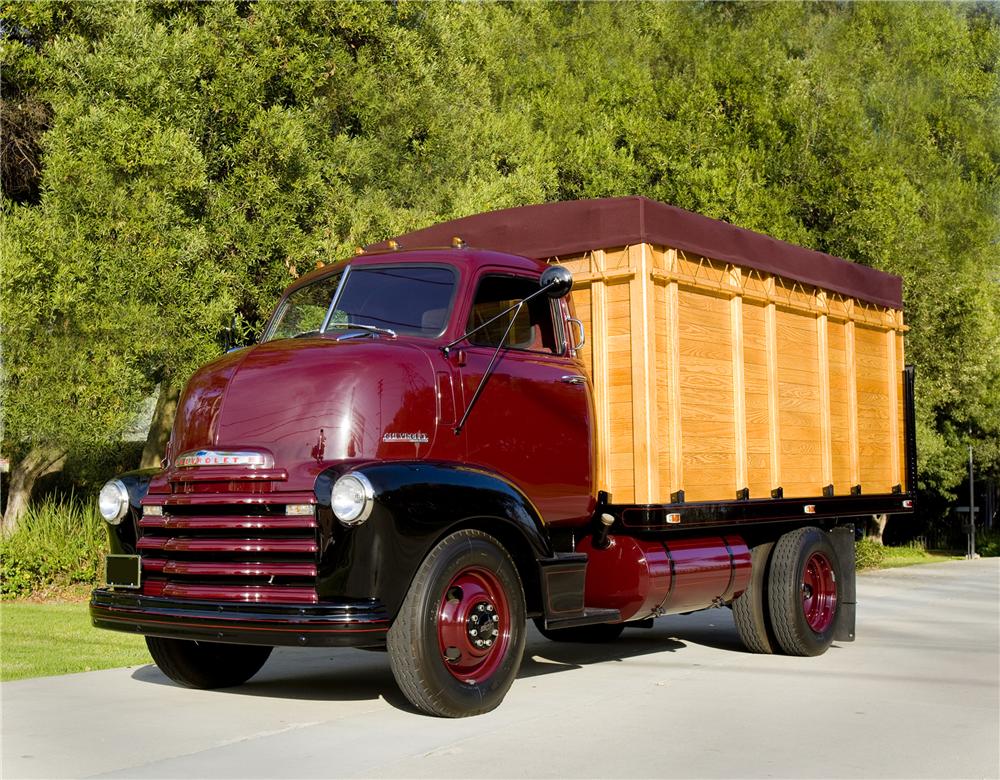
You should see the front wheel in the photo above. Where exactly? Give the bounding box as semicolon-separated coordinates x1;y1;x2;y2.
768;527;841;656
145;637;272;688
387;529;526;717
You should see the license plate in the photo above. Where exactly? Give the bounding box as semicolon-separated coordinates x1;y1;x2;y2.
105;555;141;589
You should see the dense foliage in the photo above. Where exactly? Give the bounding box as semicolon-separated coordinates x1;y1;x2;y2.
2;1;998;532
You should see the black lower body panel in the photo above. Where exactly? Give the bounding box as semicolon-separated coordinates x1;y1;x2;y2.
90;588;390;648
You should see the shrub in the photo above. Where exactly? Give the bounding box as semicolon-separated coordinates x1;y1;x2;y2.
0;497;107;597
855;538;887;570
977;530;1000;558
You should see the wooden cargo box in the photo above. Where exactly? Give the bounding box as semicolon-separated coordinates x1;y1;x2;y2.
381;197;909;505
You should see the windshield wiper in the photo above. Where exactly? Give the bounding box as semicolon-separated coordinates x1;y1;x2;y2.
326;322;397;339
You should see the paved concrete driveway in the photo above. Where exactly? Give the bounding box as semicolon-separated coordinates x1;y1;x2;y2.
3;559;997;779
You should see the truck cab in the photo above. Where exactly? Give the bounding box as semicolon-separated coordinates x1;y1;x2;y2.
93;247;605;716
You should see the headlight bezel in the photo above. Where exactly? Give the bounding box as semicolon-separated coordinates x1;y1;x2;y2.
331;472;375;527
98;479;130;525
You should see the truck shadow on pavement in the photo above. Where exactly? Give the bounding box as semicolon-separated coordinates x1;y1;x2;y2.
129;611;745;714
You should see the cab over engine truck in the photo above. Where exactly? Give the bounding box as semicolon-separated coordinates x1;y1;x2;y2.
92;197;916;717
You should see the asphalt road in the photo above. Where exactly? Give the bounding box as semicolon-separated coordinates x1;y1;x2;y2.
3;558;998;779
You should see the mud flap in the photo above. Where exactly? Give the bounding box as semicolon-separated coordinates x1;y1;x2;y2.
830;526;856;642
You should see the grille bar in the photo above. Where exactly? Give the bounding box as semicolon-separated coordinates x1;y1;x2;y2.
137;537;318;554
140;515;317;531
160;583;319;604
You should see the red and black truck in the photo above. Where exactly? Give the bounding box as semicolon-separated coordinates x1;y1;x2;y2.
92;197;915;717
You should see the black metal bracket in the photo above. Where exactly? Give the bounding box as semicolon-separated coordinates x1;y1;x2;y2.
670;490;685;504
771;487;783;499
823;484;834;498
736;487;749;501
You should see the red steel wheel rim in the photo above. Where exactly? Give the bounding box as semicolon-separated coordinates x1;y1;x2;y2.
437;566;511;684
801;551;837;633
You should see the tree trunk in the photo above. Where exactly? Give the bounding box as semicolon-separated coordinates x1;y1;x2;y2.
866;513;889;544
140;379;181;469
1;444;66;535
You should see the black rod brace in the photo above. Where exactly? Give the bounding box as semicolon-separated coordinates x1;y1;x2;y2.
444;281;560;435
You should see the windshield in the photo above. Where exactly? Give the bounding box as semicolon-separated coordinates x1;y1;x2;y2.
265;265;456;342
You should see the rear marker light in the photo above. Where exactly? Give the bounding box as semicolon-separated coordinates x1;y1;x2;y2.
902;499;913;509
665;513;681;524
285;504;314;516
804;505;817;514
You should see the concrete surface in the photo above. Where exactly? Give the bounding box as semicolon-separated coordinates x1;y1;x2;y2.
2;558;997;779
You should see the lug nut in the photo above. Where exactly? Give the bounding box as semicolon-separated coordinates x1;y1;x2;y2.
486;604;494;612
492;614;499;622
470;628;478;636
471;614;479;623
475;639;484;647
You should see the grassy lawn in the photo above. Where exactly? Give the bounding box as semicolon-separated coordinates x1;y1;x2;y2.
0;600;150;682
879;548;964;569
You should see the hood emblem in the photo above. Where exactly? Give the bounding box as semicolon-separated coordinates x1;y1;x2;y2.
382;432;429;444
176;450;272;468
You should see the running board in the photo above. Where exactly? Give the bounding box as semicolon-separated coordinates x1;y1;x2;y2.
542;607;621;631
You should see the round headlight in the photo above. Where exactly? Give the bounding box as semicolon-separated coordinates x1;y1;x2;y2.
331;473;374;526
98;479;130;525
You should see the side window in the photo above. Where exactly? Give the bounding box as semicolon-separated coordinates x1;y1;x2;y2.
467;275;560;354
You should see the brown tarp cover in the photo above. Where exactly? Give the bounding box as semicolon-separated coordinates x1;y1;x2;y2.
370;196;903;309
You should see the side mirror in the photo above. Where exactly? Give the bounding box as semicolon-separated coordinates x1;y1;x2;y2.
540;266;573;298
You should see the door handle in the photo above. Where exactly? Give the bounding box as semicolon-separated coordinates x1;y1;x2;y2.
561;375;587;385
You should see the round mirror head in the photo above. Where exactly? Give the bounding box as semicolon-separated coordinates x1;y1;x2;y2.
540;265;573;298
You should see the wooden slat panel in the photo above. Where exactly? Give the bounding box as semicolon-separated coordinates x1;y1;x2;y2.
679;285;734;502
855;324;891;492
730;268;748;494
776;307;821;497
743;301;771;500
816;294;833;491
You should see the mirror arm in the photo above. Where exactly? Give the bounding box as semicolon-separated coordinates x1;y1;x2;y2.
453;301;523;435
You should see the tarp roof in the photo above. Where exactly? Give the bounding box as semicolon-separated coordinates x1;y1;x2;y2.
370;196;903;309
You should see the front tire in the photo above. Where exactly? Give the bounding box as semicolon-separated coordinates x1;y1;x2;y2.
145;637;272;688
387;529;526;717
768;527;841;656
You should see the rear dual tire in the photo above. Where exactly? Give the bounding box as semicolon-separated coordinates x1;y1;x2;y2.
733;527;842;657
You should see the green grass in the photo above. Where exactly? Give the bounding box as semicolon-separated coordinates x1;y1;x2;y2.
857;537;964;570
879;548;962;568
0;601;150;681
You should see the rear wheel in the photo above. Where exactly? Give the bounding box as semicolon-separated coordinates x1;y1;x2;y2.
145;637;272;688
533;619;625;643
732;542;779;654
768;527;841;656
387;529;526;717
